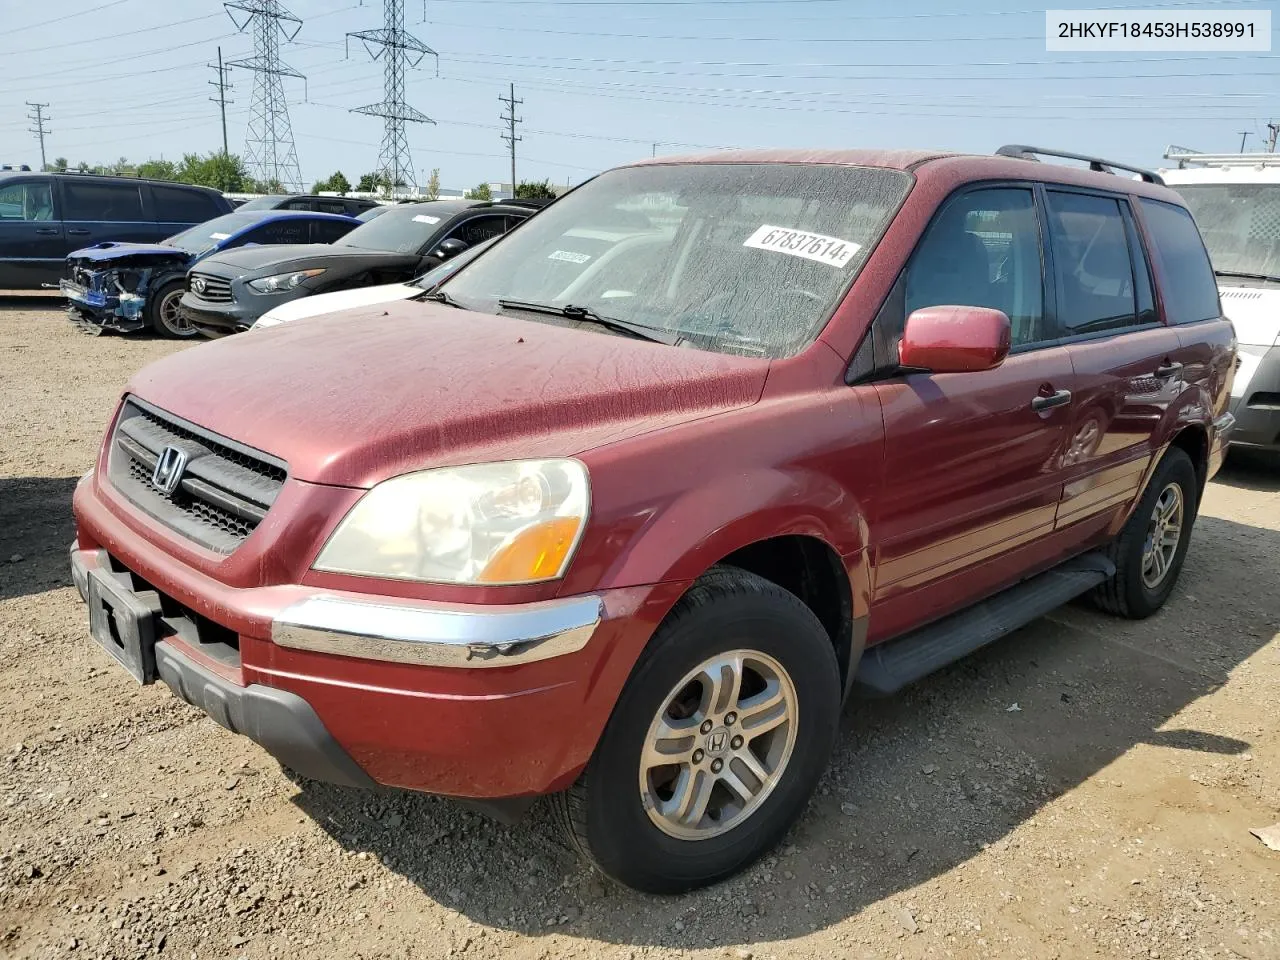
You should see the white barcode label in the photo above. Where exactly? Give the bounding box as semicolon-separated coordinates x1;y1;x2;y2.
743;224;860;268
548;249;592;263
209;232;230;240
413;214;441;224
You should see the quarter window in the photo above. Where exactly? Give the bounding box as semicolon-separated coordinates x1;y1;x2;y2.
1045;191;1137;336
63;180;146;222
152;185;221;223
1139;198;1221;325
905;187;1046;346
0;180;55;221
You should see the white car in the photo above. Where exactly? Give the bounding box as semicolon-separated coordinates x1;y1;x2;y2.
1161;148;1280;454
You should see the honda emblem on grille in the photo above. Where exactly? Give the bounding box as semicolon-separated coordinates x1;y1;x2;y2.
191;277;207;295
151;445;188;496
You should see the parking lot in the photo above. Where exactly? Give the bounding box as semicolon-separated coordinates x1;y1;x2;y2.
1;296;1278;960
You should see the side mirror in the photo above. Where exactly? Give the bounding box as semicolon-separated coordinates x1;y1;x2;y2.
898;305;1012;374
432;237;470;261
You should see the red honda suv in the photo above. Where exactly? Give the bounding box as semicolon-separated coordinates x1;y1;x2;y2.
71;146;1236;893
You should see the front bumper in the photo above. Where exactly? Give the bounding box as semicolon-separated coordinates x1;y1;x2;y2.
60;279;148;334
179;289;300;335
71;473;678;800
1229;344;1280;452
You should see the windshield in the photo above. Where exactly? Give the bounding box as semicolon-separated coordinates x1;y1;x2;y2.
1172;183;1280;280
338;204;449;253
235;195;287;211
443;163;913;357
413;235;501;289
164;211;262;254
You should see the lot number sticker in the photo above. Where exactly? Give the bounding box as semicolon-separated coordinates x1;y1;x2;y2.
209;232;230;240
548;250;592;263
743;224;860;268
413;214;442;224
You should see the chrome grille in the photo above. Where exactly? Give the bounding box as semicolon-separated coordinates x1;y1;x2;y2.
107;397;287;554
187;273;233;303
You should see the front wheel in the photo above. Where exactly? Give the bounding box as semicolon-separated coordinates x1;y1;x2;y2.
556;566;841;893
148;281;200;339
1093;445;1199;618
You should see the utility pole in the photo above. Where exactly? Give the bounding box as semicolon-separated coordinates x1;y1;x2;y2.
1237;129;1252;153
1267;122;1279;153
348;0;436;194
499;82;522;199
225;0;305;192
26;103;50;171
209;47;234;160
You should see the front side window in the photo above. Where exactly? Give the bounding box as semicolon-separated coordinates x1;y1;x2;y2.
249;219;311;245
1172;183;1280;281
1045;191;1137;336
445;215;512;248
0;180;55;221
311;218;357;244
1139;198;1222;324
443;163;913;357
63;180;146;222
905;187;1046;346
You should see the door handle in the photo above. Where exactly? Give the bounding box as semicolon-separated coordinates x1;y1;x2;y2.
67;228;91;236
1155;362;1183;378
35;227;58;235
1031;389;1072;412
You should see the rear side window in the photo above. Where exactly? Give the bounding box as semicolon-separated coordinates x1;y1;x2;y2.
311;219;355;243
1139;198;1221;325
1044;191;1137;336
0;180;55;221
283;198;315;211
63;180;146;222
905;187;1047;346
315;199;348;215
152;185;221;223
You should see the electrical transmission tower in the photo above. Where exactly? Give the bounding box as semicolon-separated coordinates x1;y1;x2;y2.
225;0;304;191
26;103;51;172
499;83;522;198
348;0;436;193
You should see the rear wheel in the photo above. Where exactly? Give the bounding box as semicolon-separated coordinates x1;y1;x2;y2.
555;566;841;893
148;281;199;339
1093;446;1198;619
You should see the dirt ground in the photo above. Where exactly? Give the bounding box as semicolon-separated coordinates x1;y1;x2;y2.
1;295;1277;960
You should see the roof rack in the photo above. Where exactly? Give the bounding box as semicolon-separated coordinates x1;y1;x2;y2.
995;144;1165;185
1162;146;1280;169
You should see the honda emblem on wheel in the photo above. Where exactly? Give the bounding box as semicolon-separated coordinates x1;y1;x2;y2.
151;446;187;496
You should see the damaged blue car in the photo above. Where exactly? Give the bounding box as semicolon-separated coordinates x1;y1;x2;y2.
61;209;360;338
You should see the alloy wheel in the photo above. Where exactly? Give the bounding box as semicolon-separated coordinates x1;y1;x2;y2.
1141;482;1184;589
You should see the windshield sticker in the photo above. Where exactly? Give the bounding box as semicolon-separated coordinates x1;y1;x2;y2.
743;225;861;268
413;214;441;224
548;250;592;264
209;232;230;240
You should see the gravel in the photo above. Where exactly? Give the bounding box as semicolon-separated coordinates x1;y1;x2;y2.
2;299;1278;959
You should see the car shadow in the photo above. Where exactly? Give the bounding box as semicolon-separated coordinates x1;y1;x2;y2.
287;510;1278;949
0;476;79;601
1215;449;1280;492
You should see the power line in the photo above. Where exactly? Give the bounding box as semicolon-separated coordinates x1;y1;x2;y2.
13;13;223;55
348;0;437;191
5;0;131;35
26;103;51;172
226;0;305;190
499;81;523;193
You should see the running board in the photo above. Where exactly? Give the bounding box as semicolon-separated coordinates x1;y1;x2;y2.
853;552;1116;697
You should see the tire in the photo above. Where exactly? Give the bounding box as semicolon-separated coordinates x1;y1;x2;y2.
147;280;199;339
1093;446;1198;619
555;565;841;894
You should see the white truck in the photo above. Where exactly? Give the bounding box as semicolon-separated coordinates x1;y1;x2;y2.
1160;147;1280;454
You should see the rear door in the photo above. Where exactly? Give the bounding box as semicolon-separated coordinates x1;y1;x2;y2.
871;185;1076;640
1044;188;1182;531
0;177;64;288
60;178;153;248
149;184;225;239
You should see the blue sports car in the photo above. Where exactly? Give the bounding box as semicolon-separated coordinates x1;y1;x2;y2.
61;209;360;338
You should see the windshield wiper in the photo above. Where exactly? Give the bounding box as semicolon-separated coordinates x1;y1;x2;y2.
1215;269;1280;284
497;299;682;346
420;289;470;309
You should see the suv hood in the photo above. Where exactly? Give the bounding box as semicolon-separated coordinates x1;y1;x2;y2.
127;300;768;488
68;242;191;265
1219;283;1280;346
199;243;415;275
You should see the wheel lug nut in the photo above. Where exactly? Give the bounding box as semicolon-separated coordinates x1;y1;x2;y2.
724;712;737;726
731;735;744;750
700;720;713;734
710;758;723;773
692;749;704;763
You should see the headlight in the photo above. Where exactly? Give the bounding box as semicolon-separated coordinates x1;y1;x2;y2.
313;459;590;585
247;268;325;294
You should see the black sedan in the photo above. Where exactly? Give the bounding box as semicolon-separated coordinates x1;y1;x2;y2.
179;200;542;335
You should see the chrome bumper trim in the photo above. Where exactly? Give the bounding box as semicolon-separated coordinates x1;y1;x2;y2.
270;593;602;668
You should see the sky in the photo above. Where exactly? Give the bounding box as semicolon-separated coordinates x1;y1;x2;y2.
1;0;1277;192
